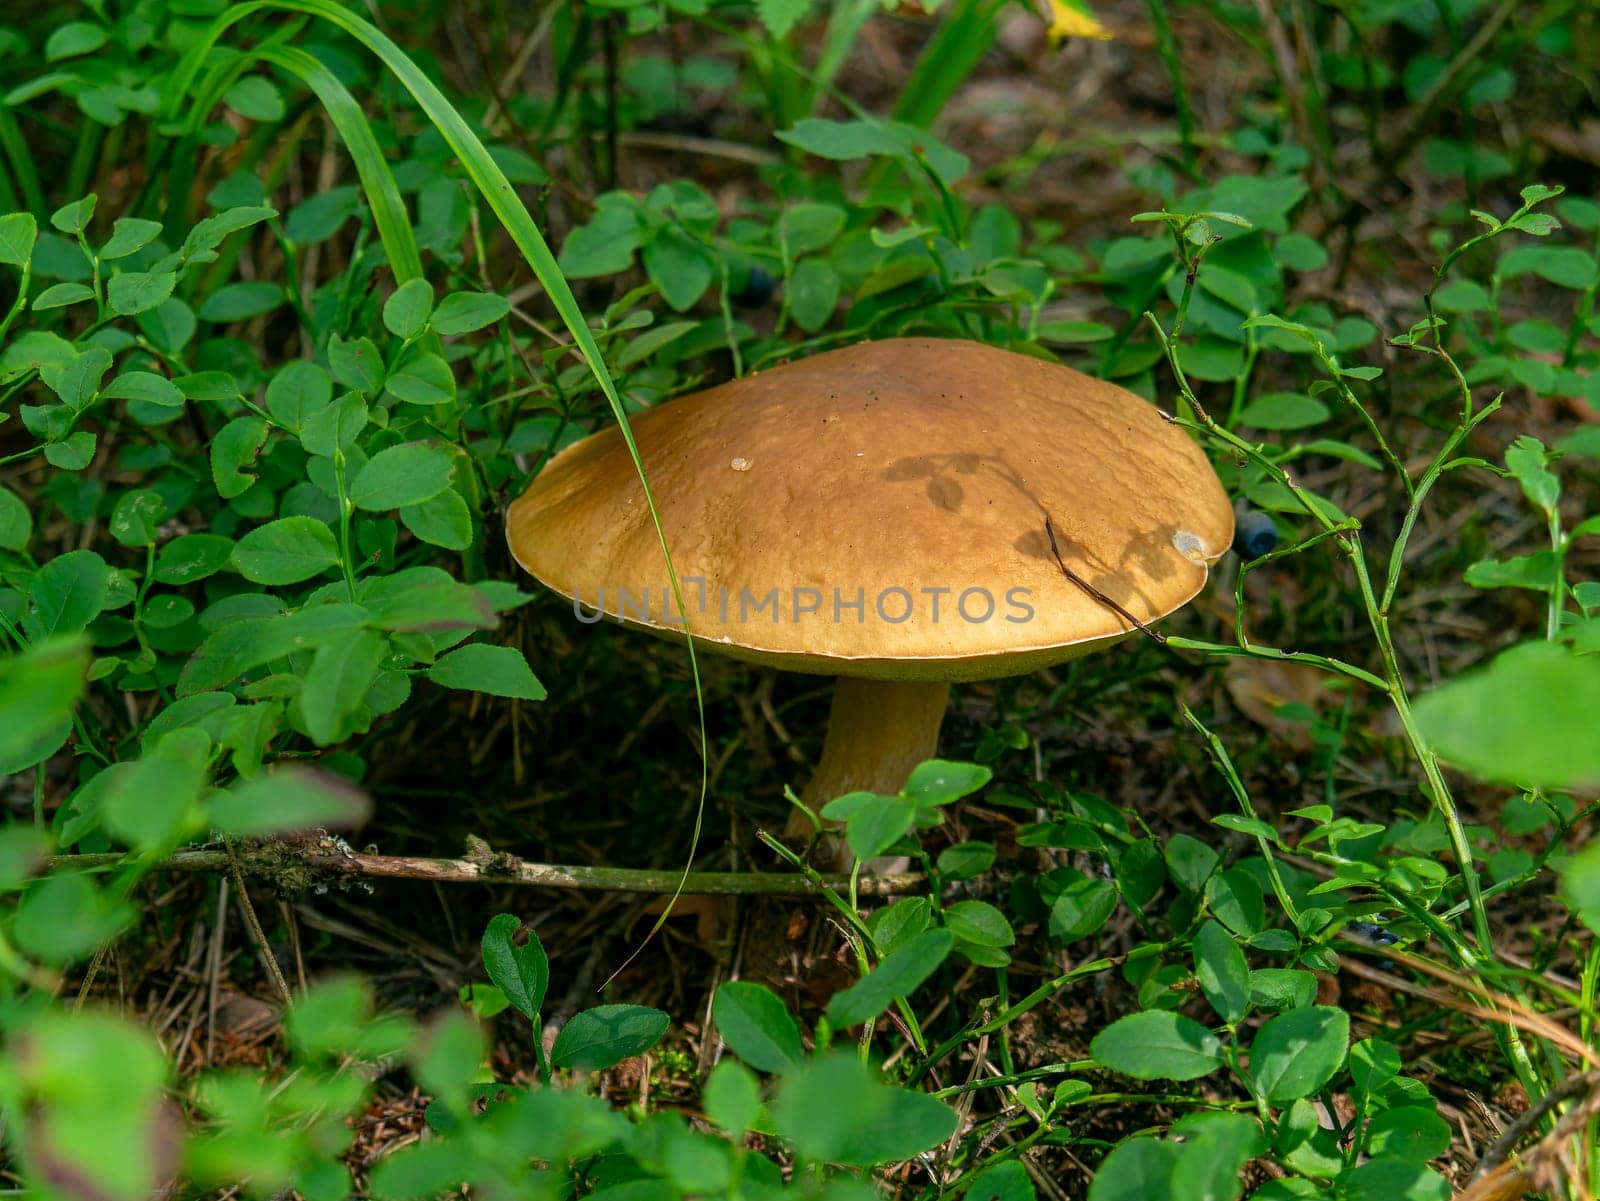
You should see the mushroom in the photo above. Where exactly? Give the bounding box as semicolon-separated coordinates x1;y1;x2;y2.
506;338;1233;855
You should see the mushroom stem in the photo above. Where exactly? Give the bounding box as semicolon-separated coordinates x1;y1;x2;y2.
791;677;952;827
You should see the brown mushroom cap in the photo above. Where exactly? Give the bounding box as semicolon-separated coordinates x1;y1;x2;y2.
506;337;1233;682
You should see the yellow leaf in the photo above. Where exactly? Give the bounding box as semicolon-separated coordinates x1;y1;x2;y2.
1046;0;1111;43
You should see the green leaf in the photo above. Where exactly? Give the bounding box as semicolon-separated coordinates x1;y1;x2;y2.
109;489;167;548
383;277;435;339
1463;551;1561;592
936;841;995;880
617;320;697;368
643;228;714;311
14;871;130;963
1237;391;1329;431
41;345;112;410
1415;640;1600;788
1498;244;1596;289
824;792;916;860
557;197;643;278
480;913;549;1021
102;733;208;851
1164;833;1219;891
458;982;510;1021
180;205;276;260
755;0;811;38
827;928;953;1027
1504;434;1559;515
426;643;546;701
300;393;367;457
175;371;242;402
901;759;991;805
285;187;361;243
265;361;334;431
410;1008;487;1098
31;282;95;310
704;1060;760;1137
178;603;368;696
211;416;269;500
366;1141;474;1199
430;291;510;335
1050;877;1119;941
107;270;178;316
103;370;185;408
1249;968;1317;1012
1036;319;1115;344
1274;232;1328;271
0;827;51;890
0;212;39;266
1363;1106;1451;1162
153;534;234;585
1193;920;1250;1023
50;194;97;235
224;75;285;121
350;442;455;511
400;489;473;550
1248;1005;1349;1104
1087;1138;1179;1201
329;333;385;395
1169;1111;1265;1201
772;1054;957;1165
300;628;387;744
23;550;108;642
783;203;845;255
383;351;456;406
0;486;32;550
1090;1010;1225;1081
1508;319;1565;354
777;118;968;185
43;432;96;470
362;576;495;633
943;900;1014;948
1562;838;1600;933
788;258;839;333
199;281;284;322
231;517;340;585
1206;868;1266;936
551;1004;669;1070
1337;1158;1450;1201
1115;838;1166;908
99;218;163;260
965;1160;1035;1201
0;639;87;768
711;981;804;1072
46;21;108;60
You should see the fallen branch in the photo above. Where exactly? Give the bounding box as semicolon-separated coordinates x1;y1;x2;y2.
48;836;924;899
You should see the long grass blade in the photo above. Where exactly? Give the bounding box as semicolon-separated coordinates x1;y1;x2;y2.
0;106;44;215
890;0;1008;129
254;45;425;285
173;2;711;958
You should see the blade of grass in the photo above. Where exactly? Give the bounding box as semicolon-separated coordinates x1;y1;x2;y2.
254;45;424;283
161;22;305;233
0;106;44;215
263;43;499;582
891;0;1008;129
174;1;710;963
806;0;881;115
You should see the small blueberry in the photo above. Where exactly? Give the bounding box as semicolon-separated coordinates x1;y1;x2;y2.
731;265;776;308
1348;920;1401;947
1233;509;1278;559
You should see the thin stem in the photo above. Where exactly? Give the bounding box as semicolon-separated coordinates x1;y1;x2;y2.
53;842;925;898
332;448;358;601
